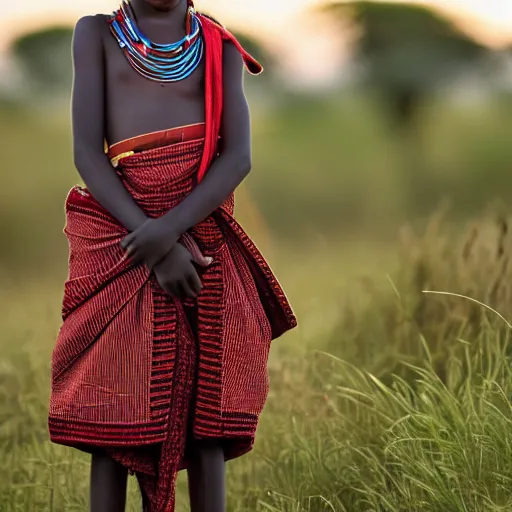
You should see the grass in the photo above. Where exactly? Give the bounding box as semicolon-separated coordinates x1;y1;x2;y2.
3;91;512;510
3;90;512;267
4;212;512;511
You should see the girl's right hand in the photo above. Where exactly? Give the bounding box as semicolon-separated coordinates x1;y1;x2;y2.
153;243;211;299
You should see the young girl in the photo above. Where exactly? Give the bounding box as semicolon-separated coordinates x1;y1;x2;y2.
49;1;296;510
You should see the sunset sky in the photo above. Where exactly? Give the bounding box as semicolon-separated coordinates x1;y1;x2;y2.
1;0;512;85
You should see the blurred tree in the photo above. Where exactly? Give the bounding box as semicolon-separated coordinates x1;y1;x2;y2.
325;1;487;130
199;9;274;75
10;24;272;97
11;26;74;96
325;1;489;213
230;31;275;76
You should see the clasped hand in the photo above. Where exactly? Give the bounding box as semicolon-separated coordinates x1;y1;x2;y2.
121;216;177;269
120;217;211;299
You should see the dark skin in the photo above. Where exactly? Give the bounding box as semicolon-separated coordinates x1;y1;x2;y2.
72;0;251;509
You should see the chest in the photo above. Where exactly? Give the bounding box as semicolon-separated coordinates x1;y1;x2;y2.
103;27;205;102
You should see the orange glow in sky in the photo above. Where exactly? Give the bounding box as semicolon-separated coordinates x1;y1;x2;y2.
1;0;511;85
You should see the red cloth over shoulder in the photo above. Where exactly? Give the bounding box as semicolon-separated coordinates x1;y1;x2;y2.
196;13;263;183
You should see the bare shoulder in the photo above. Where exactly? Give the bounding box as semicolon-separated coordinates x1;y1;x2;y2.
222;40;244;82
73;14;110;50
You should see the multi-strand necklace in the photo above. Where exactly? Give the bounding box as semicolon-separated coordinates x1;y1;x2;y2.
108;0;204;82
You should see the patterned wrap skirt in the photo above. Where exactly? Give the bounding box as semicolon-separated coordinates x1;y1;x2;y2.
49;124;297;511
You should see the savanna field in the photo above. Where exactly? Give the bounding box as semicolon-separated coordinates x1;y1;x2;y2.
3;90;512;511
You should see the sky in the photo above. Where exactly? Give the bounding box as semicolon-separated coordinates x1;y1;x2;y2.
1;0;512;86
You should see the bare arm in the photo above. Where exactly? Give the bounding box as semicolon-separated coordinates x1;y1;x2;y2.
71;15;148;232
165;41;252;233
122;42;253;266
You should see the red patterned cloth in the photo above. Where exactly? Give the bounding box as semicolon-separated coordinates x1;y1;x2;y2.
49;15;296;511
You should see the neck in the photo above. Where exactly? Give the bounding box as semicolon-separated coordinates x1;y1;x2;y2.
130;0;185;19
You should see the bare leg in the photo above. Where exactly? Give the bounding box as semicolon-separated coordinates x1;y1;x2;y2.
188;441;226;512
188;454;204;512
90;452;128;512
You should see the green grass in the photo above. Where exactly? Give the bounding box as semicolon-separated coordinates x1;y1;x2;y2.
3;92;512;510
3;90;512;267
4;213;512;511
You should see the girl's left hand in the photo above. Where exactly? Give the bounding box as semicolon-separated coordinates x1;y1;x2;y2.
121;217;178;268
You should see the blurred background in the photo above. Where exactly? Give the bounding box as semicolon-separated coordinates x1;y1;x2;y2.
3;1;512;510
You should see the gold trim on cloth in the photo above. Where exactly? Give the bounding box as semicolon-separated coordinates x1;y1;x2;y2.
104;139;134;168
110;151;135;168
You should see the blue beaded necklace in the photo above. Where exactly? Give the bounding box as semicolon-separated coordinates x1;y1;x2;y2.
108;0;204;83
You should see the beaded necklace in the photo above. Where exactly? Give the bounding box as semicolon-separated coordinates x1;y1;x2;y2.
108;0;203;82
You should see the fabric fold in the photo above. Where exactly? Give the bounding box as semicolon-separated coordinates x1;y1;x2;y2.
50;138;296;511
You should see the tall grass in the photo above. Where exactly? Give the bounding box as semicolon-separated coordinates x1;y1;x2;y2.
2;211;512;510
3;93;512;510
